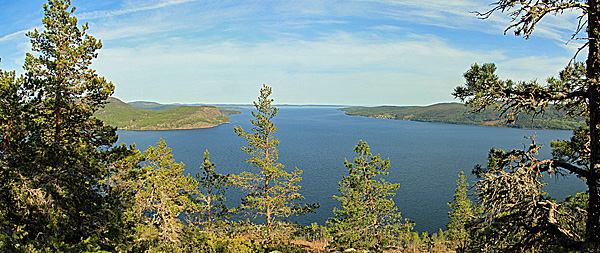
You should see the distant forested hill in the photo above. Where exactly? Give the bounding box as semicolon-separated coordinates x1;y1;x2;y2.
128;100;242;116
128;101;179;111
341;103;585;130
95;98;234;130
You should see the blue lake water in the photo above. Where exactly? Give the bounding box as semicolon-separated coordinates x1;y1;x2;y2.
117;107;587;233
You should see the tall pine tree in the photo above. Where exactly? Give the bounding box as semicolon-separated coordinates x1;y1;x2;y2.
0;0;117;250
232;84;317;239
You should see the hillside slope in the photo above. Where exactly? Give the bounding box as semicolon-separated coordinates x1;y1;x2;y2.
95;97;231;130
341;103;585;130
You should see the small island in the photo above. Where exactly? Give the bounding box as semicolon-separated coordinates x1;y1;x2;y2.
95;97;239;130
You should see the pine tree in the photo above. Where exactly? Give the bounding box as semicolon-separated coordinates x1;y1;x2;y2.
328;140;412;250
122;139;198;251
446;171;474;252
189;150;230;233
463;139;586;252
0;0;117;250
453;1;600;249
232;84;317;239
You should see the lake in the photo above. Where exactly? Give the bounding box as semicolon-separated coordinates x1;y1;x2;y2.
117;107;587;233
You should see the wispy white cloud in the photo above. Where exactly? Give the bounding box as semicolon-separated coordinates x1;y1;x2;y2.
268;19;348;29
89;23;171;41
359;0;582;43
0;0;581;105
92;30;566;105
362;0;488;23
369;25;404;31
0;29;30;43
79;0;199;19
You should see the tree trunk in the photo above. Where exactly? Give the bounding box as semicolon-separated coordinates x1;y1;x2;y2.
586;0;600;246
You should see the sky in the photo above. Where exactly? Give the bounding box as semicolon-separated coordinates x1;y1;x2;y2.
0;0;588;106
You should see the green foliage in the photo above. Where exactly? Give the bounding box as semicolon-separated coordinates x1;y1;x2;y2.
0;0;120;250
95;97;231;130
453;61;596;251
180;226;308;253
341;102;585;130
188;150;230;232
558;192;588;243
180;228;260;253
551;125;590;169
328;140;412;251
231;84;317;239
112;139;198;251
446;171;474;252
465;137;587;252
454;62;588;123
451;0;600;248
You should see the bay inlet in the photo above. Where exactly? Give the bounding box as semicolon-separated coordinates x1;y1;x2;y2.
117;107;587;233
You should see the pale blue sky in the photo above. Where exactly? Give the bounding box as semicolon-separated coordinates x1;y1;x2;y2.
0;0;586;105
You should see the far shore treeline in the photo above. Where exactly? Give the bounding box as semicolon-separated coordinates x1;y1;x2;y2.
97;98;584;131
341;103;585;130
1;0;600;252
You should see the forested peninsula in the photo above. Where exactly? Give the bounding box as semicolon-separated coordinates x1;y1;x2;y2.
341;103;585;130
94;97;238;130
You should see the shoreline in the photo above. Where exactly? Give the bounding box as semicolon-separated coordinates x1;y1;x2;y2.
345;113;574;131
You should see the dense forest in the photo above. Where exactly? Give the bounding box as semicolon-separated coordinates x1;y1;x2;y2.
127;101;179;111
127;100;242;116
0;0;599;252
341;103;585;130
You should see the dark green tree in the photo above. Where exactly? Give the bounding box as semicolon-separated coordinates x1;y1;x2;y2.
453;0;600;249
328;140;412;251
0;63;33;251
232;84;317;239
0;0;118;250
